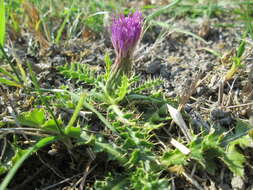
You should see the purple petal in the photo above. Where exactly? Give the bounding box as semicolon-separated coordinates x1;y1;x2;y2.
111;11;143;57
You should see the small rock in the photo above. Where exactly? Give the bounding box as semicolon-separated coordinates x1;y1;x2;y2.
218;183;231;190
146;59;161;74
201;62;213;72
167;56;181;64
171;66;185;76
184;104;193;113
160;64;171;78
52;55;66;66
219;117;234;126
196;85;208;96
231;176;244;190
209;75;220;90
198;17;211;39
210;108;234;127
211;109;229;119
32;63;51;73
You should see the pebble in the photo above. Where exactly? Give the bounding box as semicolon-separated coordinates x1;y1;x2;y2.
52;55;66;66
219;184;231;190
201;62;213;72
146;59;161;74
196;85;208;96
231;176;244;190
210;108;234;126
160;64;171;78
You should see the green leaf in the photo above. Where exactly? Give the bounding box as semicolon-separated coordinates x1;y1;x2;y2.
236;40;246;58
42;119;63;133
94;173;128;190
64;126;81;138
125;149;141;167
223;146;245;176
0;67;19;82
191;131;224;174
222;121;252;176
223;119;252;145
80;131;127;164
67;92;86;128
18;108;46;127
55;8;71;44
115;75;130;103
204;148;223;175
131;161;169;190
162;129;248;176
161;149;187;166
104;52;112;81
132;78;164;93
17;63;28;86
57;63;96;85
0;141;16;175
189;139;205;167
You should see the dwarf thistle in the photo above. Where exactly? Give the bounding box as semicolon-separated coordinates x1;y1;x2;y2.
106;11;143;96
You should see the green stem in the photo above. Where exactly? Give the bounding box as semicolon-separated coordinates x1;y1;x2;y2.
106;56;132;96
0;136;58;190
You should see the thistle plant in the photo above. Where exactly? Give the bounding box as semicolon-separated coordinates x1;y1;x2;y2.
106;11;143;96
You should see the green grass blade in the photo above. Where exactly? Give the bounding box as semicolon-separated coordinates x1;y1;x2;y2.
0;46;23;86
145;0;181;22
151;20;208;44
69;93;117;134
66;92;86;128
0;77;22;87
198;47;222;58
34;88;119;136
82;100;119;136
0;67;19;82
27;62;64;136
55;9;71;44
0;0;5;46
59;89;119;135
17;63;28;86
0;136;58;190
104;52;112;81
65;91;118;134
80;132;127;164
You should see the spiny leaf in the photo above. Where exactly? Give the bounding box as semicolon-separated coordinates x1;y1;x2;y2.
223;146;245;176
161;149;187;166
132;78;164;93
58;63;97;85
115;75;130;103
17;108;46;127
104;52;112;81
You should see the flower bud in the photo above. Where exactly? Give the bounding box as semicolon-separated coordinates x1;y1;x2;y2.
106;11;143;96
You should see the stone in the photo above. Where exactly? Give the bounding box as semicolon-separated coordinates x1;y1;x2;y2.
231;176;244;190
146;59;161;74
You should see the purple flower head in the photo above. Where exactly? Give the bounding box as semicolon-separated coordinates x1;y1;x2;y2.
111;11;143;57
